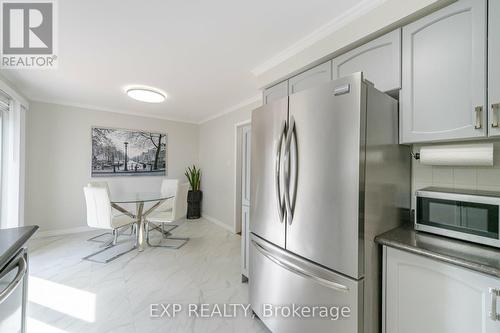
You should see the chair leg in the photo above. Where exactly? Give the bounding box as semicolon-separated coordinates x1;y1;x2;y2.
145;222;189;249
87;232;112;243
82;242;136;263
83;224;137;263
88;224;135;244
148;223;178;237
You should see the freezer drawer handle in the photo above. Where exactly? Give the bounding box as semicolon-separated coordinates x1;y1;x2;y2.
489;288;500;321
0;253;27;304
275;120;286;223
284;116;295;225
252;240;349;293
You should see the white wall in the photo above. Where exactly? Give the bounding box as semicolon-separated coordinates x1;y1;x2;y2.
25;102;199;233
198;100;261;231
412;141;500;208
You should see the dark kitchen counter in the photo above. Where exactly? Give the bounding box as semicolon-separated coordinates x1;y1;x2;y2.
0;226;38;268
375;224;500;278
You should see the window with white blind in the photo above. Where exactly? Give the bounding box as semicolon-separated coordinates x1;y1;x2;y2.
0;91;10;113
0;90;12;228
0;81;28;229
0;90;16;229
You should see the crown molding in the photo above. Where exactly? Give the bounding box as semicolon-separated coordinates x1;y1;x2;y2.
29;97;200;124
251;0;385;77
29;95;263;125
198;94;261;124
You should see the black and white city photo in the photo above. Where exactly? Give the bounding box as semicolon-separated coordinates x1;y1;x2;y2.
91;127;167;176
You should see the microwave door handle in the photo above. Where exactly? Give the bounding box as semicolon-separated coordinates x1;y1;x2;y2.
0;254;27;304
275;120;286;223
284;116;295;225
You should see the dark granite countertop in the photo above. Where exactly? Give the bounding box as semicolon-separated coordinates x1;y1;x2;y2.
375;224;500;278
0;226;38;268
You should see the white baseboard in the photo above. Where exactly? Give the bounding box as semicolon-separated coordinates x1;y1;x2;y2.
202;215;235;233
33;226;95;239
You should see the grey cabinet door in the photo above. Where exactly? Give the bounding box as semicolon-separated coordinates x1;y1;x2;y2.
400;0;487;144
489;0;500;136
333;29;401;92
263;81;288;105
288;61;332;95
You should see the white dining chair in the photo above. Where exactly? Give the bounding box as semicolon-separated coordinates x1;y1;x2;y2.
82;185;138;262
151;178;179;236
159;178;179;211
86;181;133;243
146;182;189;249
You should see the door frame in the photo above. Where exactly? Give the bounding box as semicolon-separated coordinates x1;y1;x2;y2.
234;119;251;234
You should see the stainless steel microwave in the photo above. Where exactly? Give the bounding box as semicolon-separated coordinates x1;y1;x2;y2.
415;187;500;248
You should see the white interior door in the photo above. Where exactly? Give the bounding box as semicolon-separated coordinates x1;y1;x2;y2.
240;124;251;278
241;125;251;206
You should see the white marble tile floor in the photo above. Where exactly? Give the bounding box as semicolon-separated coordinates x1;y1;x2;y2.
26;218;268;333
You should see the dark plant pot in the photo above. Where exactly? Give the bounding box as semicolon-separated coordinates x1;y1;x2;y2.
187;190;202;219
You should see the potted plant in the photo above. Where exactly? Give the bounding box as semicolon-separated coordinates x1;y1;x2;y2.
185;165;202;219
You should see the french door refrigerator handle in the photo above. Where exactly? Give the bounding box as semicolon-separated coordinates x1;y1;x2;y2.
0;252;27;304
275;120;286;223
251;240;349;292
284;116;295;225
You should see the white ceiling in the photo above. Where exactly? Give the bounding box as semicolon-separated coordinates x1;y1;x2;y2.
1;0;365;123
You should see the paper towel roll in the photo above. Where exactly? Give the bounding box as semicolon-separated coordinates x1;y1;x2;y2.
419;143;494;166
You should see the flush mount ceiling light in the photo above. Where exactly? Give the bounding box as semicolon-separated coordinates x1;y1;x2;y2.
125;87;166;103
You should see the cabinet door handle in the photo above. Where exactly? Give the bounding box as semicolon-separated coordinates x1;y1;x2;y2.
474;106;483;129
492;103;500;128
489;288;500;321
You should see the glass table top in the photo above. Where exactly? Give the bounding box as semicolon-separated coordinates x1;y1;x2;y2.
110;192;174;204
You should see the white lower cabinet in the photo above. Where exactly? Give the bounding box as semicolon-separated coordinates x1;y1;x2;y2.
384;247;500;333
241;205;250;279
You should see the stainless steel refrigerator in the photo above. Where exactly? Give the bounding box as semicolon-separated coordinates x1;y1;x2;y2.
249;73;411;333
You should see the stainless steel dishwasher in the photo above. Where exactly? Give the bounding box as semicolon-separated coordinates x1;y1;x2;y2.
0;249;28;333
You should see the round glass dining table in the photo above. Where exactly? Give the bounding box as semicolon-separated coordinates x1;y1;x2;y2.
110;192;174;251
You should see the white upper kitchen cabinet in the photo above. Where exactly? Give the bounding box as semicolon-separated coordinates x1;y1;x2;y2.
384;247;499;333
333;29;401;92
288;61;332;95
263;81;288;105
489;0;500;136
400;0;487;144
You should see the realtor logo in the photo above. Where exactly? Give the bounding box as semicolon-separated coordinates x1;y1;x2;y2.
1;0;57;68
